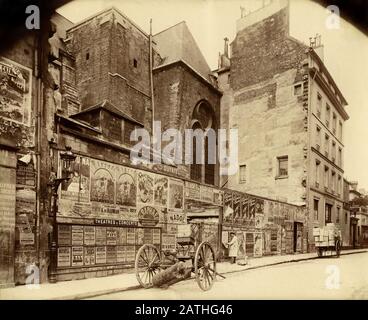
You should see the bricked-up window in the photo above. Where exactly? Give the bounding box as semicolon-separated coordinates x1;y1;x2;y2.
277;156;288;177
332;141;336;162
337;175;342;195
331;171;336;192
324;166;329;190
317;93;322;118
326;103;331;127
294;83;302;96
324;134;329;157
315;160;320;187
316;126;321;150
239;165;246;183
339;121;343;141
314;199;319;221
338;147;342;167
332;113;337;134
336;207;340;223
325;203;332;224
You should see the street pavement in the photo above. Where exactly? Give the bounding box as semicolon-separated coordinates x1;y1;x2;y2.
88;252;368;300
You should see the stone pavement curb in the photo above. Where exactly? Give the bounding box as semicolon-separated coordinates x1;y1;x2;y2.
62;248;367;300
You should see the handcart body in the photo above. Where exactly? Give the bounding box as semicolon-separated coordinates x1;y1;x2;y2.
313;223;342;257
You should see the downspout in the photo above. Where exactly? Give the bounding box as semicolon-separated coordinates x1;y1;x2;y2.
149;18;155;136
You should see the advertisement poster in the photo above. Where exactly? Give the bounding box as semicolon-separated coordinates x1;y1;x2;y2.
90;160;115;204
233;194;241;222
71;246;84;266
58;225;71;246
154;176;168;207
127;228;135;244
116;167;136;207
61;157;90;202
84;247;95;265
57;247;71;267
136;228;144;245
118;228;127;245
125;245;135;262
213;189;223;206
16;160;35;187
0;56;32;126
83;226;95;246
200;185;214;204
58;199;92;219
169;179;183;210
95;227;106;245
167;211;186;224
95;246;107;264
185;181;200;201
161;234;176;251
153;229;161;245
106;246;117;264
138;206;159;227
106;227;118;245
137;171;154;204
116;246;125;263
254;233;263;257
71;225;84;245
119;207;138;222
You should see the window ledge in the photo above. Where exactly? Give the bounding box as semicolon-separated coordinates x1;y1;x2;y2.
275;175;289;180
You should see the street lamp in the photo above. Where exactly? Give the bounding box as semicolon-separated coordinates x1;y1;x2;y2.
48;146;76;283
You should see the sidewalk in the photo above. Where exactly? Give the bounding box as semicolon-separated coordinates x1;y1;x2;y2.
1;248;367;300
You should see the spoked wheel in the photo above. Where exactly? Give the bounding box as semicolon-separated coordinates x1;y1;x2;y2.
335;240;341;258
135;244;161;288
194;241;216;291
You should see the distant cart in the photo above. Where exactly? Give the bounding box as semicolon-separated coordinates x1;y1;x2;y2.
313;223;342;257
134;224;220;291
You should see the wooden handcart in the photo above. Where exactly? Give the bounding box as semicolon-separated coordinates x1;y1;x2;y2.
313;223;342;258
135;224;219;291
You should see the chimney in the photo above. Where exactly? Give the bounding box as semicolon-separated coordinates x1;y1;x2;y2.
224;37;229;58
310;33;324;62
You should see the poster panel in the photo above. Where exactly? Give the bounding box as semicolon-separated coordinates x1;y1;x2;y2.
95;246;107;264
57;247;71;267
126;228;135;244
118;228;127;245
169;179;184;210
185;181;200;201
71;225;84;246
254;233;263;257
90;159;115;204
116;246;126;263
61;157;90;202
138;205;160;227
95;227;106;245
106;246;117;264
58;225;71;246
84;226;95;246
125;245;135;262
167;211;186;225
71;246;84;266
116;167;136;207
154;175;168;207
0;56;32;126
106;227;118;245
161;234;176;251
137;171;154;204
153;229;161;245
84;247;95;266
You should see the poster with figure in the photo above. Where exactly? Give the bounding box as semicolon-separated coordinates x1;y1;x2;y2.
90;160;115;204
61;157;90;202
137;171;154;204
84;247;95;266
169;179;184;210
154;176;168;207
0;57;32;126
116;167;136;207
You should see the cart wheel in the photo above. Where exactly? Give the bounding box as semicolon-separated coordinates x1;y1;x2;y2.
335;240;341;258
317;248;323;257
135;244;161;288
194;241;216;291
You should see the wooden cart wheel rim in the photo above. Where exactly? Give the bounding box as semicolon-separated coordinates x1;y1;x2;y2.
194;241;216;291
135;244;161;288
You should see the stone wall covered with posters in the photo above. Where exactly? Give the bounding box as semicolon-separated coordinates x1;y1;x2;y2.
55;155;189;280
221;189;307;259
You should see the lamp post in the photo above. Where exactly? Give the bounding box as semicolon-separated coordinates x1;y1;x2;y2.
48;146;76;283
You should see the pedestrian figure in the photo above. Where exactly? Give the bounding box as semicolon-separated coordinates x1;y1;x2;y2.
228;232;238;264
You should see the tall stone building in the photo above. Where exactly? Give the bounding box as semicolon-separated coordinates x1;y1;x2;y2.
217;0;349;250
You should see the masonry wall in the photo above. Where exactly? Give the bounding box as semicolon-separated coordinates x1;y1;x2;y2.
153;63;222;185
226;6;309;205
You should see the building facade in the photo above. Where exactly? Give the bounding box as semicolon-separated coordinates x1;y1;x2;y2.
216;0;349;251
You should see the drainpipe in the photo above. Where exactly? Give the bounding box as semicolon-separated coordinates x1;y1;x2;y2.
149;18;155;137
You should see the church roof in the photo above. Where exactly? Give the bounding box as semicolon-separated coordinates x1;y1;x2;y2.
154;21;212;81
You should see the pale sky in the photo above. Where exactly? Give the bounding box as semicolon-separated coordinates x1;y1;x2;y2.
57;0;368;190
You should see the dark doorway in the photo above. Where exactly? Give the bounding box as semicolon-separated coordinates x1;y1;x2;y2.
293;222;303;253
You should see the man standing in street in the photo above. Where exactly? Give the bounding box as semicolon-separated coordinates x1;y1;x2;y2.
228;232;239;264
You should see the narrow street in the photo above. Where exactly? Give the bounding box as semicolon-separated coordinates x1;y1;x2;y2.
89;252;368;300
